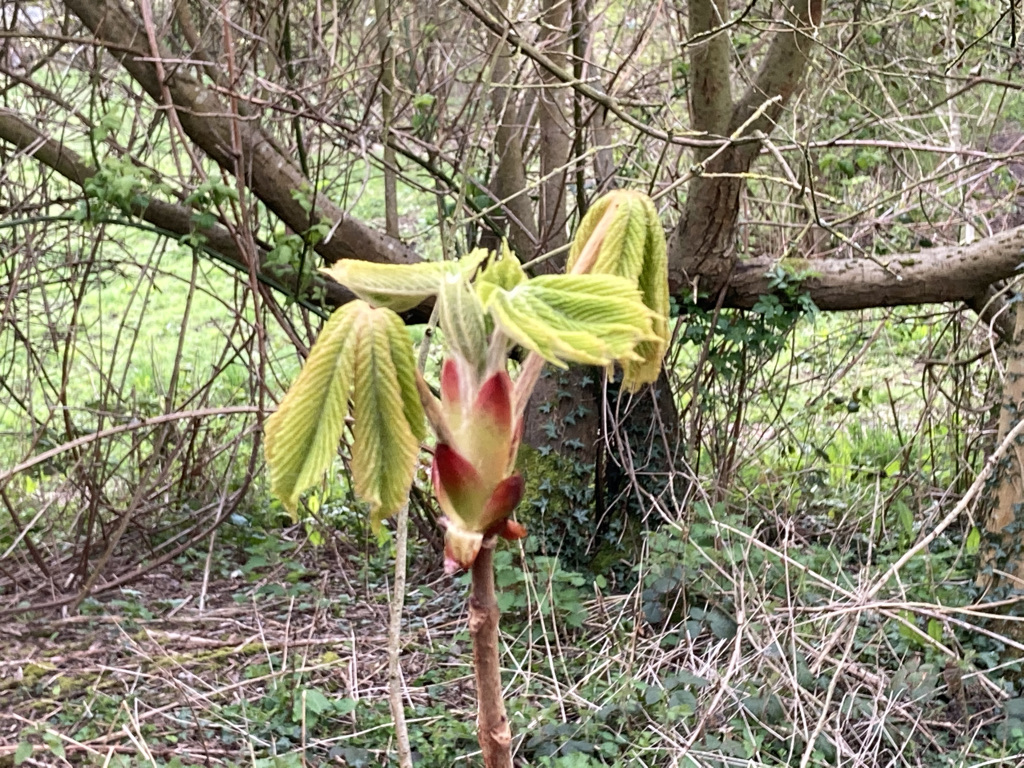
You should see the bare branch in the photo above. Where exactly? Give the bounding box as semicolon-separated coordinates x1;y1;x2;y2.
730;0;822;163
64;0;418;267
0;108;355;309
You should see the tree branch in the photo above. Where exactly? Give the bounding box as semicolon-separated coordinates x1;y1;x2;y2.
688;0;733;161
716;224;1024;312
535;0;573;257
485;1;538;258
670;0;824;294
730;0;822;165
64;0;418;268
0;108;356;311
456;0;729;150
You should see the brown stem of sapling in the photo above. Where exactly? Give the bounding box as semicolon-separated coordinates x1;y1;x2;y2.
469;545;513;767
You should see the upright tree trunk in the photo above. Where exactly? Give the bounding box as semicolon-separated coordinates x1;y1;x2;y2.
374;0;400;238
523;0;822;552
984;300;1024;588
487;0;539;259
536;0;573;256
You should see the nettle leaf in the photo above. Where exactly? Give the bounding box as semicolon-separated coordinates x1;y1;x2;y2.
265;301;424;524
484;274;658;368
265;302;359;517
567;191;670;391
351;306;426;528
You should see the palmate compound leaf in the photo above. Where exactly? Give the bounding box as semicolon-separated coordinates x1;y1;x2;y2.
566;190;670;391
483;274;659;369
264;300;425;525
322;249;489;312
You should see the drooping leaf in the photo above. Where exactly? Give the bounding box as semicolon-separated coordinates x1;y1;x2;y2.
265;301;424;525
484;274;658;368
622;199;670;390
567;191;670;390
265;302;359;517
351;306;425;527
322;259;453;312
567;191;645;279
385;317;428;444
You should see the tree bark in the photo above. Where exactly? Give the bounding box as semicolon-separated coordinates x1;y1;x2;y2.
984;299;1024;588
535;0;573;259
65;0;418;268
374;0;400;239
486;1;539;259
670;0;822;294
719;227;1024;311
470;547;513;768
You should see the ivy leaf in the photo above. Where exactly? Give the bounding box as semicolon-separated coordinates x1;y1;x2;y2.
484;274;658;368
265;302;359;517
351;306;426;528
322;250;488;312
265;301;425;525
567;191;670;391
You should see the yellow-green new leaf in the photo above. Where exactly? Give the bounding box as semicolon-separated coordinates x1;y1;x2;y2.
322;260;453;312
621;206;670;391
485;274;658;368
386;318;428;445
351;306;425;528
265;301;425;525
566;190;670;391
265;302;360;517
476;241;526;306
438;270;488;371
323;250;489;312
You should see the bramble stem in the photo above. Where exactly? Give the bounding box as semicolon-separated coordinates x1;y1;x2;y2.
470;546;513;767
